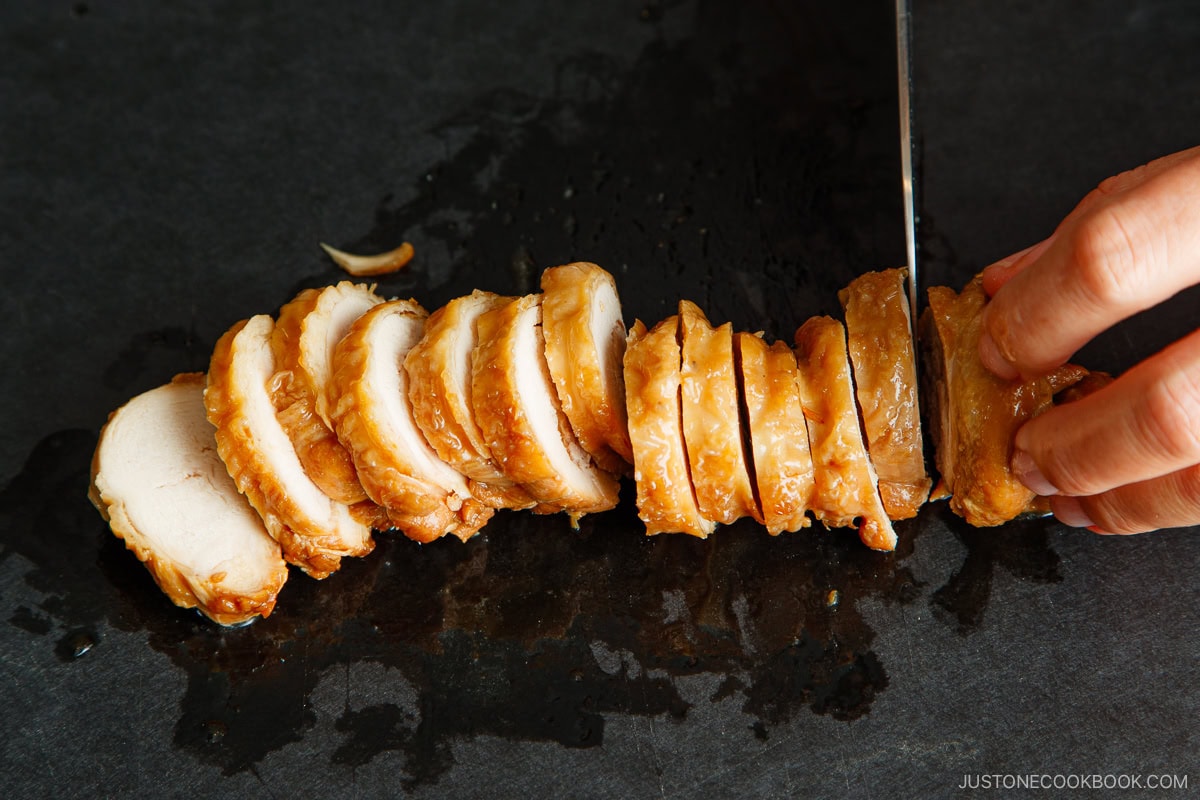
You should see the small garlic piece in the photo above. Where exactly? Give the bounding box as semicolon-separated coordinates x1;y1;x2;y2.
320;241;414;277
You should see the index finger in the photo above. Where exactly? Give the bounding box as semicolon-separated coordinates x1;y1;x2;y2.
979;148;1200;380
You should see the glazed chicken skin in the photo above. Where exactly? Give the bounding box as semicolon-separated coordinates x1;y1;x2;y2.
922;277;1087;526
624;316;717;537
471;293;620;520
329;299;494;543
89;374;288;625
839;268;931;520
794;316;897;551
404;290;538;511
735;332;814;534
270;284;380;507
540;262;634;475
206;315;375;578
678;301;761;526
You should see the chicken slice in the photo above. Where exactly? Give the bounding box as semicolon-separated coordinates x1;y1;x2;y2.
794;316;897;551
89;373;288;625
624;316;716;537
271;286;379;507
540;262;633;474
471;293;620;520
206;315;375;578
330;299;494;543
678;300;760;526
404;290;536;510
294;281;384;429
735;332;813;534
838;268;931;519
921;277;1088;527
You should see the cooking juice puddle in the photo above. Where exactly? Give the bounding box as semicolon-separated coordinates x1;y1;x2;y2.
5;428;921;786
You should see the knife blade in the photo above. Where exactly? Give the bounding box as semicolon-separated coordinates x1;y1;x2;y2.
895;0;918;330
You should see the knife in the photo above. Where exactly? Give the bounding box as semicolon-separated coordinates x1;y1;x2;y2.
895;0;919;331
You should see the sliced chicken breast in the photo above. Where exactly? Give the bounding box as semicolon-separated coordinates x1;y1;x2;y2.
206;315;375;578
330;299;494;543
794;316;897;551
735;332;813;534
678;300;760;526
90;373;288;625
624;316;717;538
921;278;1087;526
838;268;931;520
540;262;633;474
271;286;376;507
471;293;620;520
404;290;537;510
294;281;384;429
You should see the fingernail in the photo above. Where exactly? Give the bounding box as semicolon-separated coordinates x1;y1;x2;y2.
978;329;1020;380
1011;449;1058;496
1051;495;1095;529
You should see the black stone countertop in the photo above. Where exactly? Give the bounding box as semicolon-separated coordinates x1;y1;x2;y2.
2;2;1196;797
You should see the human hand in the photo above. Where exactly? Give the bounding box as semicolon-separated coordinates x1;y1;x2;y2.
977;146;1200;534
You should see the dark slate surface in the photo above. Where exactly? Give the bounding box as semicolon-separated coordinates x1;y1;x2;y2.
1;1;1196;798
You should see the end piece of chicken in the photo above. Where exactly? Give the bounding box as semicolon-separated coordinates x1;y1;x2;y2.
271;286;379;507
735;332;813;534
794;316;897;551
90;373;288;625
471;293;620;520
921;277;1088;527
330;299;494;543
624;316;717;537
540;262;633;474
206;315;375;578
678;300;760;526
404;290;537;510
838;268;931;519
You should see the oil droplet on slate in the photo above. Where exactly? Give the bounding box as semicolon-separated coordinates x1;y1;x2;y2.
56;629;97;661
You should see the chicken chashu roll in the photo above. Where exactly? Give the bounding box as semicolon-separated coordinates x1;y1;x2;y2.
921;277;1088;527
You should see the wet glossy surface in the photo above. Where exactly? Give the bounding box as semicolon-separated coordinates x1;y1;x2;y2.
2;1;1198;797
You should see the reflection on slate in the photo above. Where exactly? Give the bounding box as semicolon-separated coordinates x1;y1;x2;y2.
7;427;920;786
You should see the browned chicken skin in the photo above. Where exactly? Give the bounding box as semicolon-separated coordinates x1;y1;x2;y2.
329;300;495;543
794;316;897;551
405;290;537;510
678;300;760;526
90;374;288;625
471;294;620;519
206;315;375;578
271;285;378;507
624;316;716;537
839;268;931;519
541;262;633;474
736;332;814;534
